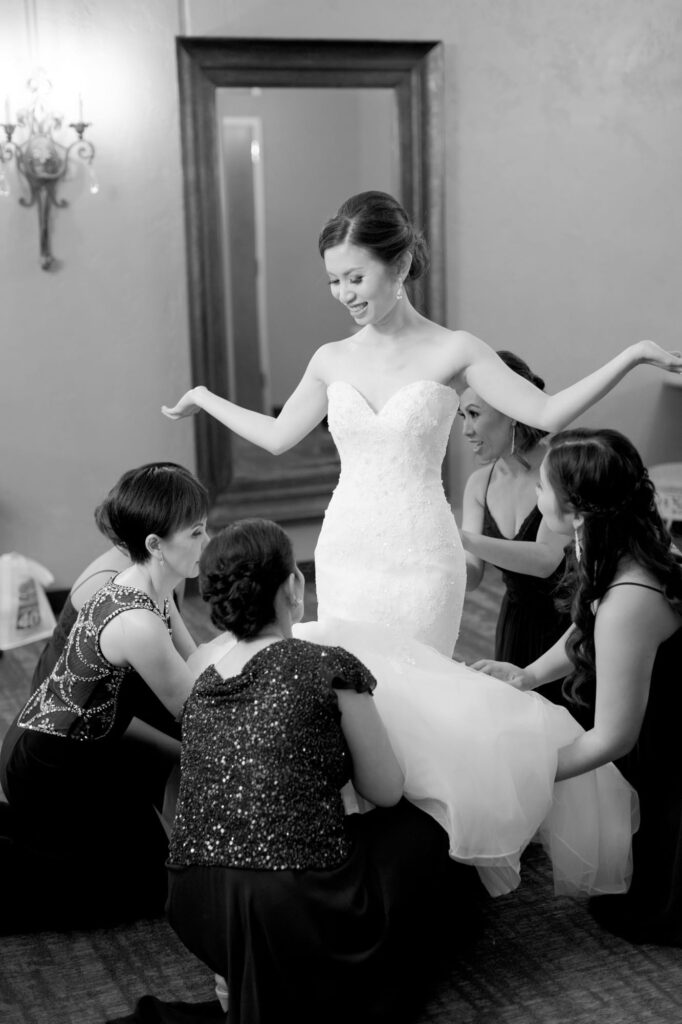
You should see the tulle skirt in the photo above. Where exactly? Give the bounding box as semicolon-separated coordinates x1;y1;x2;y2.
293;618;639;898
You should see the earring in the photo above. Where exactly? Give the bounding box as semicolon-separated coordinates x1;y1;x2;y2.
396;282;403;301
510;422;517;457
573;525;582;562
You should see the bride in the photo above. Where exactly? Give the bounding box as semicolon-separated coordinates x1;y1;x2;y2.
163;190;682;895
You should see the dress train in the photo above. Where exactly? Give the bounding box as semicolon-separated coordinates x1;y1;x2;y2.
294;618;638;897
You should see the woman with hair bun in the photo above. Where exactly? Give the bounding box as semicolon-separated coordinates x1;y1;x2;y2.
0;462;209;932
459;351;577;719
143;518;462;1024
475;429;682;944
164;189;681;657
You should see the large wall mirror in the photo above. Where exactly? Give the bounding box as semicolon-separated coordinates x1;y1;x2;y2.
176;37;445;526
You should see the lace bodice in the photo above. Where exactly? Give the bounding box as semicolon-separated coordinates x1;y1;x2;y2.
314;380;466;655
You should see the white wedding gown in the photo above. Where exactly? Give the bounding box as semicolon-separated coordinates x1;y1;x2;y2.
294;380;638;897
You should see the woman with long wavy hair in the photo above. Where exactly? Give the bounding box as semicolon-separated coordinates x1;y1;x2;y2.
475;428;682;944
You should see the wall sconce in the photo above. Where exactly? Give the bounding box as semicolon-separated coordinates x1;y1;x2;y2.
0;69;97;271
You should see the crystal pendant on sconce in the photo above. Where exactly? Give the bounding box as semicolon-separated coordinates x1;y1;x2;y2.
87;162;99;195
0;167;10;197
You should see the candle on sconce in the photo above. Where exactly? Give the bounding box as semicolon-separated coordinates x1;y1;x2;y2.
78;92;84;123
3;95;10;125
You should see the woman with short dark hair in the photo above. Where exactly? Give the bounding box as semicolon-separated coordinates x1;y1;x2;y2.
0;462;209;932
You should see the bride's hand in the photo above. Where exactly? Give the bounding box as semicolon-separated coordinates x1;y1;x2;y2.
161;386;206;420
630;341;682;373
471;659;532;690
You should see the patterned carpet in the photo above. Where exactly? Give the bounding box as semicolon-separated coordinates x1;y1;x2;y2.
2;573;682;1023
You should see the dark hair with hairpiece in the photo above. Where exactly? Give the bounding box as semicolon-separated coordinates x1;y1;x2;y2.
496;350;548;454
94;462;208;563
318;191;429;281
199;518;296;640
545;428;682;705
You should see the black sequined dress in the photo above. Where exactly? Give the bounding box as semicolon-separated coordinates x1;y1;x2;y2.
166;638;460;1024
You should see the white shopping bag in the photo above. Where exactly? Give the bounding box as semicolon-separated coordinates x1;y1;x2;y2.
0;552;57;651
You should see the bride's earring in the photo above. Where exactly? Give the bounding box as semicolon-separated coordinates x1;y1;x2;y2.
396;281;403;301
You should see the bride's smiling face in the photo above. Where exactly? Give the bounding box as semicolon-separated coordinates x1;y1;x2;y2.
324;241;400;326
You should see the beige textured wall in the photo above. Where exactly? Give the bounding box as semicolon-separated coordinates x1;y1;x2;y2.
0;0;193;585
2;0;681;584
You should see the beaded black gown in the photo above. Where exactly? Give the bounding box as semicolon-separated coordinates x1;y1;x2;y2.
163;638;462;1024
30;571;182;735
0;582;177;931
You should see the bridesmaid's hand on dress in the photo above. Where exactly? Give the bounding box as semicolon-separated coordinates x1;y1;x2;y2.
162;386;207;420
629;340;682;374
471;659;532;690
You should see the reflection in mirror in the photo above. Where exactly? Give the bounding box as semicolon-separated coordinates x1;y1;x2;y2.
217;87;399;485
176;38;444;526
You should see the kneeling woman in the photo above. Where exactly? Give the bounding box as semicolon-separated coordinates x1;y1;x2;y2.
0;462;209;931
476;429;682;944
165;519;463;1024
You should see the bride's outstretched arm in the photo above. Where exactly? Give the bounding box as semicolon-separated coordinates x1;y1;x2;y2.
458;334;682;433
162;356;329;455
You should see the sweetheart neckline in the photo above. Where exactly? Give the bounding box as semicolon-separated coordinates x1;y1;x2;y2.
327;379;457;416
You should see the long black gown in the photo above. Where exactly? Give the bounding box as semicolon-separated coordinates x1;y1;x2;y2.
0;581;178;932
481;492;593;727
590;586;682;944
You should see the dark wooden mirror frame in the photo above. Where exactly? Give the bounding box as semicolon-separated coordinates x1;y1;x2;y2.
176;36;445;523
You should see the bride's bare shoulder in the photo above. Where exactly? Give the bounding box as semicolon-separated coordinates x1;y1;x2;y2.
427;326;486;380
434;326;483;349
309;337;358;378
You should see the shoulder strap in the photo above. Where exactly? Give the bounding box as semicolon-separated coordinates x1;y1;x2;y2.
482;460;497;503
604;582;663;595
70;568;120;597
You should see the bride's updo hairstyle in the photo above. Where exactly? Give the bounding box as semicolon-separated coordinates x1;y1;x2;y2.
545;428;682;701
199;518;297;640
318;190;430;280
94;462;208;563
